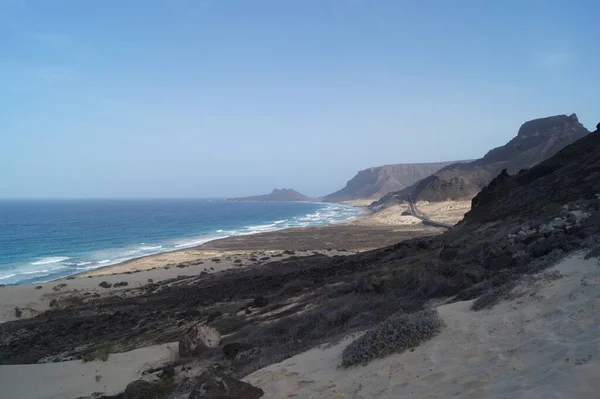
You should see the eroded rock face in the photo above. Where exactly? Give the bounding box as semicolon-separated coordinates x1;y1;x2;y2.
188;373;264;399
179;323;220;357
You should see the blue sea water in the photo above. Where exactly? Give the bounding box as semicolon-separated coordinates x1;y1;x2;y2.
0;199;362;285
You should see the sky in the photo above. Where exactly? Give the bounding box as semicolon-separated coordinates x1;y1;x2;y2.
0;0;598;198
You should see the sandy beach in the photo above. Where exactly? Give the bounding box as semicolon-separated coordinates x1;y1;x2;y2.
0;202;453;325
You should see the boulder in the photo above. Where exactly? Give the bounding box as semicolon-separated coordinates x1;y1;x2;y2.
188;373;263;399
124;380;159;399
179;323;221;357
223;342;254;359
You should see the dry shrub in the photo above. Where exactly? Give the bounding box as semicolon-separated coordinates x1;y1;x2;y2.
340;309;444;367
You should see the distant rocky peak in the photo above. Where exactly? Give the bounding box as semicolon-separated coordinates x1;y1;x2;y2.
516;114;583;139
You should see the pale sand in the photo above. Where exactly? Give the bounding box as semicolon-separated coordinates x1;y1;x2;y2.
245;254;600;398
351;200;471;227
416;200;472;225
342;199;376;207
0;342;179;399
351;203;422;226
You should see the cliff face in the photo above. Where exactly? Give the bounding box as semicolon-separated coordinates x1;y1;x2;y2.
322;162;457;202
373;114;590;206
229;189;311;202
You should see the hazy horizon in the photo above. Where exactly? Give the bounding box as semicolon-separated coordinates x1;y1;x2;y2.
1;1;598;199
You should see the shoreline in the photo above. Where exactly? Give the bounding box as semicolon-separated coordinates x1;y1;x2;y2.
1;201;366;286
0;200;470;325
70;208;373;279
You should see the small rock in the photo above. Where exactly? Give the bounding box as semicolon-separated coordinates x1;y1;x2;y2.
252;296;268;308
206;310;223;323
188;372;263;399
99;281;112;289
95;374;102;382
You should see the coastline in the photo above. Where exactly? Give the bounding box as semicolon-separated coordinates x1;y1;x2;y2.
72;201;436;279
0;200;471;325
0;201;458;325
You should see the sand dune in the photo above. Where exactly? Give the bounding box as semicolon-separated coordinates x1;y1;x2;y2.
245;254;600;398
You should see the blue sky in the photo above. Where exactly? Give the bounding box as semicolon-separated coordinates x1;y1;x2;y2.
0;0;598;198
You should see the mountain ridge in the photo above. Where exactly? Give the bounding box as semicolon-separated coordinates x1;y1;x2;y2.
372;114;590;207
322;161;460;202
228;188;312;202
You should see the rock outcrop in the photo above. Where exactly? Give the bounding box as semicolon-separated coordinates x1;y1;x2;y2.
228;189;312;202
373;114;590;206
322;162;458;202
179;323;220;357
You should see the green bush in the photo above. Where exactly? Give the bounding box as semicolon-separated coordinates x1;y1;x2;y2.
340;309;444;367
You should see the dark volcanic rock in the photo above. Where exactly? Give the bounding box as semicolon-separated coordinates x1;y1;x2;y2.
188;373;264;399
222;342;254;359
252;296;268;308
465;128;600;224
124;380;159;399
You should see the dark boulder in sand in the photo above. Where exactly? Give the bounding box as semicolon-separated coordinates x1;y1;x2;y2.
179;323;220;357
124;380;159;399
188;373;264;399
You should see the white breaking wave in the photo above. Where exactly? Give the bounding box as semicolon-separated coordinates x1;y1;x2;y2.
97;260;111;264
174;236;229;249
31;256;70;265
76;262;92;266
0;273;17;281
139;245;162;251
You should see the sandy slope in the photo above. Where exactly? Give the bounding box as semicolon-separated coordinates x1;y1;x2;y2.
245;254;600;398
0;343;178;399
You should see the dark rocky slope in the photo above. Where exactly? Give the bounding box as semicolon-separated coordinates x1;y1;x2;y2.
1;126;599;398
228;188;312;202
322;161;457;202
373;114;590;206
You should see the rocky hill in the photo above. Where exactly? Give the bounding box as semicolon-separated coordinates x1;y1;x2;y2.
228;188;312;202
373;114;590;206
322;161;458;202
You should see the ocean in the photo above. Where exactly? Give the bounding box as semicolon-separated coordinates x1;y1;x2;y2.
0;199;362;285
